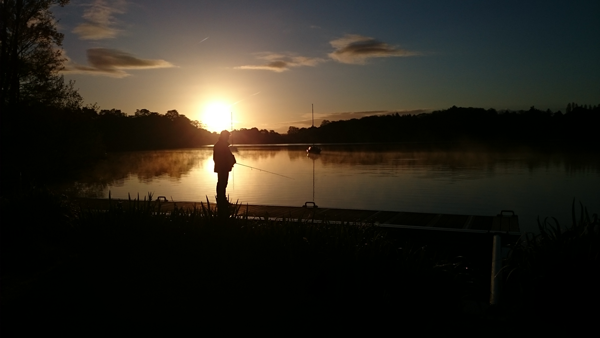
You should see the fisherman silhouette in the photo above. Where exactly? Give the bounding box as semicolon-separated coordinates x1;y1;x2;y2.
213;130;236;211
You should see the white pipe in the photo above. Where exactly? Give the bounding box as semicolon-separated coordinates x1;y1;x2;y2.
490;234;502;305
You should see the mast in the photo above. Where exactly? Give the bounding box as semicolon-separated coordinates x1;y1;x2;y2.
312;155;315;202
307;103;321;154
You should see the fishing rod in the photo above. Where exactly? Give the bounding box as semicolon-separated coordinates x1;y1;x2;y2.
236;163;294;180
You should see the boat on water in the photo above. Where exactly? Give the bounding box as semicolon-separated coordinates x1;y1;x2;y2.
306;146;321;154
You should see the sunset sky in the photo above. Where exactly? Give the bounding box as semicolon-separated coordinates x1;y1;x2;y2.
55;0;600;132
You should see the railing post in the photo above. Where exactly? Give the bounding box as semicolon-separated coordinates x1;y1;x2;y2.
490;234;502;305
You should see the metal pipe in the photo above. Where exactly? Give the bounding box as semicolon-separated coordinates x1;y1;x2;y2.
490;234;502;305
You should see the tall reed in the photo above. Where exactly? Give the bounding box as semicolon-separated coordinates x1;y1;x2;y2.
0;189;507;331
503;200;599;327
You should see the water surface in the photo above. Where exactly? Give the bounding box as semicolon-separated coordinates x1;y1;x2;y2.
71;144;600;233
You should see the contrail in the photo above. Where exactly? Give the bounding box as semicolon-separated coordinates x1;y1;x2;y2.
199;37;209;44
230;91;261;108
228;92;261;131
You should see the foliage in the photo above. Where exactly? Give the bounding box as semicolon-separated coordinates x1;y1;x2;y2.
95;103;593;147
94;108;215;150
5;190;598;332
0;0;80;110
503;200;600;326
0;1;93;192
282;104;599;146
59;102;596;151
0;104;105;192
1;190;473;331
230;127;283;144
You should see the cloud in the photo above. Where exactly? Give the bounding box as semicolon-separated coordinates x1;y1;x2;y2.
73;0;127;40
236;53;326;72
64;48;175;77
328;34;418;64
235;33;416;72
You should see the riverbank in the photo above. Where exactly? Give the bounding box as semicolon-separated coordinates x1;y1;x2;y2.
1;188;598;334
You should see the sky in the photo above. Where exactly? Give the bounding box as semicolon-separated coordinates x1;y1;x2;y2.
54;0;600;133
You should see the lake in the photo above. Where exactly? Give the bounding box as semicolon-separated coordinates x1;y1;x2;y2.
70;144;600;234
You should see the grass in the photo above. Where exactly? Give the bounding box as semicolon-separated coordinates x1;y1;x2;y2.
501;200;600;330
1;188;598;333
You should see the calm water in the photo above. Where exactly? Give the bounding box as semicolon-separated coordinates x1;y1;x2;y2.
71;144;600;233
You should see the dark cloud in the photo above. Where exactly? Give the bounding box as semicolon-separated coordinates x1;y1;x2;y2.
236;53;325;72
329;34;418;64
64;48;175;77
236;34;416;72
266;60;288;69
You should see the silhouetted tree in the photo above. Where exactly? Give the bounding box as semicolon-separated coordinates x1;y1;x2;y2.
165;109;179;120
191;120;203;129
0;0;81;111
279;104;598;148
0;1;101;193
100;109;126;117
92;108;217;151
134;108;152;117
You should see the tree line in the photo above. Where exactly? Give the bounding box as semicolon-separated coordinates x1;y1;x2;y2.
75;102;600;150
94;108;215;151
284;104;599;146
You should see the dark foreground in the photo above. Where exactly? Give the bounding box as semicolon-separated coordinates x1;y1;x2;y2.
1;188;598;335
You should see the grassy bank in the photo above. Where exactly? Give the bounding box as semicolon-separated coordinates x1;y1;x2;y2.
1;188;598;333
502;202;600;327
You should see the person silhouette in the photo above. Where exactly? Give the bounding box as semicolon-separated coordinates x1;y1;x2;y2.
213;130;236;209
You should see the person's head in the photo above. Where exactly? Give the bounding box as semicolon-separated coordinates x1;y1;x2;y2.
219;130;230;140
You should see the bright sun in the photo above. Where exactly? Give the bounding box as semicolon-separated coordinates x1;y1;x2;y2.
202;102;232;133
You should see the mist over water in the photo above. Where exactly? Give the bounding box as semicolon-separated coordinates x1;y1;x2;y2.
69;145;600;234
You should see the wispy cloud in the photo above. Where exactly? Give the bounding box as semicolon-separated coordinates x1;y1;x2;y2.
235;52;326;72
64;48;175;78
73;0;127;40
328;34;418;64
235;33;416;73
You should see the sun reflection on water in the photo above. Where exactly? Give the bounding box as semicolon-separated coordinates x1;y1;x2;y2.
70;146;600;234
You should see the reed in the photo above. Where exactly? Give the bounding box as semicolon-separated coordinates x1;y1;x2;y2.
14;188;575;332
503;200;600;327
1;189;473;328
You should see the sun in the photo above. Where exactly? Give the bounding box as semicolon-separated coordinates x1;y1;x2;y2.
202;102;232;133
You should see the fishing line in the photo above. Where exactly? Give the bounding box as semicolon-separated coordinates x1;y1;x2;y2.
236;163;294;179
